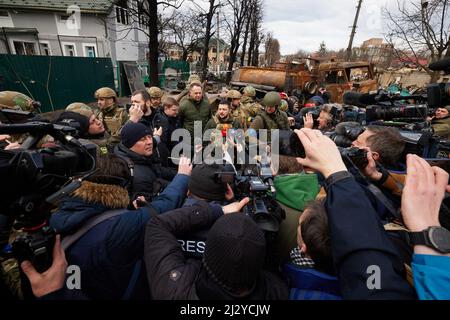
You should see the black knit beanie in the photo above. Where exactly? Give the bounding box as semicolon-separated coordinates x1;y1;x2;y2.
188;164;227;201
203;213;266;291
121;122;151;148
56;111;90;138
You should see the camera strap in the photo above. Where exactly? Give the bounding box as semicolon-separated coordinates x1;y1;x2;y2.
346;159;401;220
60;207;153;300
61;209;129;251
365;183;401;220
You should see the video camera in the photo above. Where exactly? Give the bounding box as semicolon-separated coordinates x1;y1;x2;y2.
428;58;450;109
326;122;366;148
0;121;97;273
219;162;285;233
277;129;369;170
343;57;450;123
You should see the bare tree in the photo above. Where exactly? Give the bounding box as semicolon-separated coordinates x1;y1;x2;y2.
194;0;221;81
111;0;184;86
383;0;450;81
264;32;280;66
223;0;250;83
318;41;327;58
240;0;255;66
247;0;263;66
165;10;204;61
285;49;311;62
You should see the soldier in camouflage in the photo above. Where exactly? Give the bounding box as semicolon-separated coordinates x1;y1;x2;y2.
226;89;250;131
249;91;290;143
240;86;262;128
65;102;112;154
94;87;128;145
147;86;164;110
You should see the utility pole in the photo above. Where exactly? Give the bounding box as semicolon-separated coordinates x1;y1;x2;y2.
216;11;220;77
346;0;363;61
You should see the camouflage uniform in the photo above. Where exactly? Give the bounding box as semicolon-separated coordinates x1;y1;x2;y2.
249;91;290;142
66;102;113;154
97;105;127;146
94;87;128;145
431;116;450;140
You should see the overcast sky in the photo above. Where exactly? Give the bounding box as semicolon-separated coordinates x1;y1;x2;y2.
262;0;395;55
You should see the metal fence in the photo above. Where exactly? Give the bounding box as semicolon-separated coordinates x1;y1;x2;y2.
0;54;114;113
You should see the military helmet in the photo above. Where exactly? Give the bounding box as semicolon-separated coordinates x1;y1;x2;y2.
66;102;94;118
243;86;256;97
94;87;117;99
188;74;201;85
280;99;289;112
226;89;242;100
263;91;281;108
0;91;37;111
147;86;163;98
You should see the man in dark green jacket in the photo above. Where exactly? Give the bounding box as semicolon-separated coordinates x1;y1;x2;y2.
179;83;211;145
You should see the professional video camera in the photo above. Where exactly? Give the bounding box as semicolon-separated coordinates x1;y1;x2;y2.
219;162;285;233
343;57;450;124
0;121;97;274
427;58;450;109
277;129;369;170
326;122;366;148
343;90;430;123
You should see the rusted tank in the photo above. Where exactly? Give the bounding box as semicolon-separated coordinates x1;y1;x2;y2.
318;61;378;103
231;62;318;96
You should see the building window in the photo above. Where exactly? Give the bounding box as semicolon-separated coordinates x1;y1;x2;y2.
64;44;75;56
0;10;9;17
116;6;130;25
13;41;36;55
40;43;50;56
84;45;96;58
59;14;70;22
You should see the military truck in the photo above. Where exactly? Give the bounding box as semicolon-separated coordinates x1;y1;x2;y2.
230;61;319;102
230;60;377;104
318;61;378;103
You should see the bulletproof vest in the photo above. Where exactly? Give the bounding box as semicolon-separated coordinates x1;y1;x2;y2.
99;105;126;137
232;107;249;130
241;98;261;117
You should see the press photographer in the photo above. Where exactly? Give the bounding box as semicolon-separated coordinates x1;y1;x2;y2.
0;120;97;299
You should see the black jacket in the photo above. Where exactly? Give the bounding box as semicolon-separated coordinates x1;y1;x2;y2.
114;143;177;201
324;172;416;299
140;110;158;132
154;109;181;149
143;201;289;300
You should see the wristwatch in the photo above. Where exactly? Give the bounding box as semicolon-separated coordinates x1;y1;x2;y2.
408;226;450;254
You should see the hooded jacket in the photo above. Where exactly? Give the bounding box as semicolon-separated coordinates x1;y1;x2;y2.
274;173;320;266
50;173;189;300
